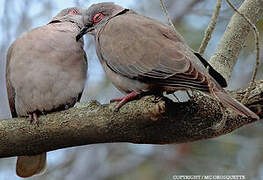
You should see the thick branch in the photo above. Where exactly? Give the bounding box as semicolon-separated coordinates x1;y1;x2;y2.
1;0;263;159
210;0;263;81
0;81;262;158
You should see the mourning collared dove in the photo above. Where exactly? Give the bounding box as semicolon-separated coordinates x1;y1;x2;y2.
6;7;87;177
76;2;258;119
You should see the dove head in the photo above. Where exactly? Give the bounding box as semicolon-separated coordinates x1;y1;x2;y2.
76;2;127;41
50;7;85;28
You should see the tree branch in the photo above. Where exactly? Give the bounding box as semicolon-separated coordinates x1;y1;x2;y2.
210;0;263;81
0;81;262;158
199;0;222;55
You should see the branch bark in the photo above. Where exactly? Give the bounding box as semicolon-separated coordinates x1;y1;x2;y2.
0;0;263;158
210;0;263;81
0;81;262;158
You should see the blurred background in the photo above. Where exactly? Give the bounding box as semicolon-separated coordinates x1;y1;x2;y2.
0;0;263;179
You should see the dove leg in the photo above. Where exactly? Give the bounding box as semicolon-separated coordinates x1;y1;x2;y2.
28;112;39;125
111;91;141;111
110;97;127;103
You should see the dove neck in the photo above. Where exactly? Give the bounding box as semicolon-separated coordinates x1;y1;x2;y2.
113;9;131;19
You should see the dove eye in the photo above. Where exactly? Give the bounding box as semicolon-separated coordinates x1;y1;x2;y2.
93;12;104;23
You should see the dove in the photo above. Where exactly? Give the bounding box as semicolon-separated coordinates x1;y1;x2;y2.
6;7;87;177
76;2;258;119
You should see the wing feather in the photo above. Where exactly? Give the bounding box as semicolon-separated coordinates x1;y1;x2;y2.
97;13;214;92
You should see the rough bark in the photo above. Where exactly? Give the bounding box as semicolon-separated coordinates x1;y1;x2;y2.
0;80;262;158
210;0;263;81
0;0;262;158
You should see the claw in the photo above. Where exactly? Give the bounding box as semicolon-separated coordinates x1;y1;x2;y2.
29;114;33;123
28;112;39;126
152;95;162;103
110;97;126;103
111;91;141;111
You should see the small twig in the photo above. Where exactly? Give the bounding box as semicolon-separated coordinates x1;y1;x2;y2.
225;0;260;104
174;0;203;25
199;0;222;55
159;0;176;32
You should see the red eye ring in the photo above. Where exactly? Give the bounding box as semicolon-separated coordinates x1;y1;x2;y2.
93;12;104;23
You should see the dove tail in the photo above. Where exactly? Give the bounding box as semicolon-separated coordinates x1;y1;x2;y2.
16;152;46;178
214;90;259;120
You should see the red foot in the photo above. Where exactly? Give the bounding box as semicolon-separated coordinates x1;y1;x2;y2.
110;97;127;103
28;112;39;125
111;91;141;111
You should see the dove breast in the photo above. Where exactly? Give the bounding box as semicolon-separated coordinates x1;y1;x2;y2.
8;22;87;116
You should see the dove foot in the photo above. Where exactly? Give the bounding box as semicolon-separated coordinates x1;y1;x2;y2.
111;91;141;111
28;112;39;126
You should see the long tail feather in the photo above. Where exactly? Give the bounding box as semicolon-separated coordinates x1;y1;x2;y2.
214;90;259;120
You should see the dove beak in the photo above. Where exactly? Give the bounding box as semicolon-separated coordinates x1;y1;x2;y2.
76;26;94;41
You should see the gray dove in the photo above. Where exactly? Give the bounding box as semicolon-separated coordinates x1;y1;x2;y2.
76;2;259;120
6;7;87;177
